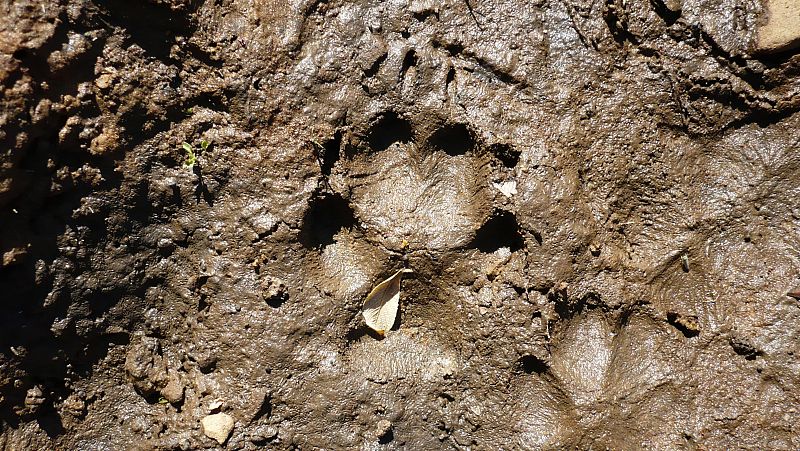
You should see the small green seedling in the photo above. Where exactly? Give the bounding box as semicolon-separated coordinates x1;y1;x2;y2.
181;139;210;169
182;142;196;168
157;397;169;405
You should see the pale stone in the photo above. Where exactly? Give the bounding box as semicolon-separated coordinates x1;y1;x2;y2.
492;180;517;198
201;413;235;444
757;0;800;53
2;246;27;267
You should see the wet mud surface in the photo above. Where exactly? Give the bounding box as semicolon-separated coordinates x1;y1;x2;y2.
2;0;800;449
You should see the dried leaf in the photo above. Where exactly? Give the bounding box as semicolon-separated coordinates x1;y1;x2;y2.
362;269;413;335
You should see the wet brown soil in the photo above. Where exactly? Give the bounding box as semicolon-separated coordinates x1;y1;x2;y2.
2;0;800;449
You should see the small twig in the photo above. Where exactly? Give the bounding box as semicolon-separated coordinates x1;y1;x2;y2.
564;1;598;51
308;140;334;193
463;0;483;30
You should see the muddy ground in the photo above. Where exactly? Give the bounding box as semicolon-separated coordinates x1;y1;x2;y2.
1;0;800;449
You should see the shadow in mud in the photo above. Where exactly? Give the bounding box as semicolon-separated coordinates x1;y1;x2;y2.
426;122;477;156
365;112;414;153
0;140;151;429
469;210;525;252
517;354;549;375
487;142;521;168
299;193;357;249
93;0;196;63
346;325;387;342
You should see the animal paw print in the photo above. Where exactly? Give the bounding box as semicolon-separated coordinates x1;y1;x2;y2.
346;112;494;251
301;110;524;304
486;309;692;449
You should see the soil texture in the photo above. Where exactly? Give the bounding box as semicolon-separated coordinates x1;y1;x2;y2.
2;0;800;449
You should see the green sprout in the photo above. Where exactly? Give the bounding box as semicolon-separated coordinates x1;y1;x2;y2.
181;139;210;169
157;397;169;405
182;142;196;168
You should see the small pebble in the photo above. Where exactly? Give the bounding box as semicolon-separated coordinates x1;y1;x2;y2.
757;0;800;53
24;386;45;413
202;412;235;444
250;425;279;443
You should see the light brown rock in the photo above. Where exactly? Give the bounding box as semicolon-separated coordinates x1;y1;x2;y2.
2;246;27;267
160;373;184;405
89;126;120;155
757;0;800;53
95;73;113;90
201;413;234;444
375;419;393;440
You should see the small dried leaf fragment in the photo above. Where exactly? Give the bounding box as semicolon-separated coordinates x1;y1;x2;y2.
362;269;413;334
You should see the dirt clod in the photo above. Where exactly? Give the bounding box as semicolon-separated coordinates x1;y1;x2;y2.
261;275;288;307
160;373;184;405
250;425;279;443
22;386;44;416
